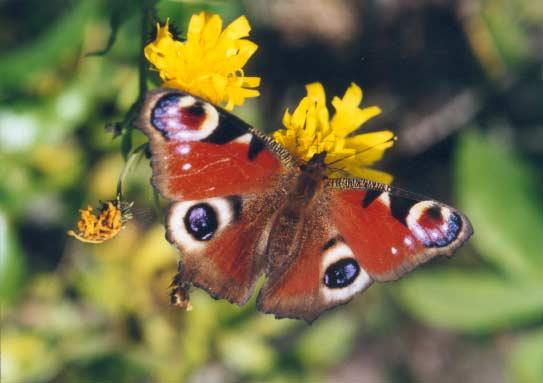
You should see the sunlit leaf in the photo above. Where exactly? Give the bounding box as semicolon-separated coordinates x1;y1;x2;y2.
217;331;276;375
0;212;26;305
1;331;61;383
462;0;532;80
455;130;543;281
295;313;357;369
0;159;35;215
181;290;221;371
508;330;543;383
399;270;543;332
481;0;531;72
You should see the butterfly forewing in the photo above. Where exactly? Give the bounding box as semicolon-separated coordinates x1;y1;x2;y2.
138;89;296;201
327;179;473;281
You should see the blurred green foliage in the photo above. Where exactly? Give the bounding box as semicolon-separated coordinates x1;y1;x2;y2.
1;0;542;382
399;130;543;381
400;131;543;328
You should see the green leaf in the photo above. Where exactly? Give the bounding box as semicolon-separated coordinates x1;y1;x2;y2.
1;331;61;383
508;330;543;383
0;0;97;91
217;331;277;375
295;313;357;369
0;211;26;305
85;0;137;57
481;0;531;72
455;130;543;281
399;270;543;333
0;158;35;215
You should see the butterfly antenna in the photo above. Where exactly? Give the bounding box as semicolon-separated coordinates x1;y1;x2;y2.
326;135;397;167
312;131;321;153
327;165;351;177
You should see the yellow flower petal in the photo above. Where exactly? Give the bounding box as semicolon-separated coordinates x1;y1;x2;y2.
202;14;223;46
330;84;382;137
346;130;394;147
341;167;394;185
187;12;205;37
145;12;260;110
219;15;252;44
243;76;261;88
273;82;394;184
306;82;326;106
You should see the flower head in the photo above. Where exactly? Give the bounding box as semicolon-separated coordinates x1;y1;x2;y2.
144;13;260;110
67;197;133;244
273;82;395;184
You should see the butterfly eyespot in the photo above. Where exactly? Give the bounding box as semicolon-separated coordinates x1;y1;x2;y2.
180;102;206;129
151;93;219;141
425;205;442;220
319;242;372;303
423;211;461;247
184;103;205;117
406;202;462;248
167;197;242;252
323;258;361;288
184;203;218;241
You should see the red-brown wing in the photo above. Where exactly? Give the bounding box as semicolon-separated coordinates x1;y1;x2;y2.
257;180;472;322
137;89;298;304
168;191;287;304
137;88;296;201
327;180;473;281
257;193;373;322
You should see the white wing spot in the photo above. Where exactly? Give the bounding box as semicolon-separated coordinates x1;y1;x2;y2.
234;133;253;145
378;192;391;208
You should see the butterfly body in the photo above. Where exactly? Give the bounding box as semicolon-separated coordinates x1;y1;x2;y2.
263;152;328;269
138;89;473;322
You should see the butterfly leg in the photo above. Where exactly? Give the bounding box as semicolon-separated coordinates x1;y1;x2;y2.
169;261;192;310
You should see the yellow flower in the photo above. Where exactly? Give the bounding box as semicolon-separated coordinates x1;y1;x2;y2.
273;82;395;184
144;13;260;110
67;197;133;244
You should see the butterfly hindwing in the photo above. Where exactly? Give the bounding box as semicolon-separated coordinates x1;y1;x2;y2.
257;196;373;322
167;191;288;304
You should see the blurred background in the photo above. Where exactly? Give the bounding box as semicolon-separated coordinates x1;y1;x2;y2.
1;0;542;382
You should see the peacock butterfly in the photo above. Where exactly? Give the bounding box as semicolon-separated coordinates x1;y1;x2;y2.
137;88;473;322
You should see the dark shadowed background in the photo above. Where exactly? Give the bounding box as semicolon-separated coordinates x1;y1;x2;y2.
1;0;542;382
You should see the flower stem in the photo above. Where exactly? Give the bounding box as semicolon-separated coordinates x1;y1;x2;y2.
117;143;148;199
119;0;157;160
139;0;156;97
